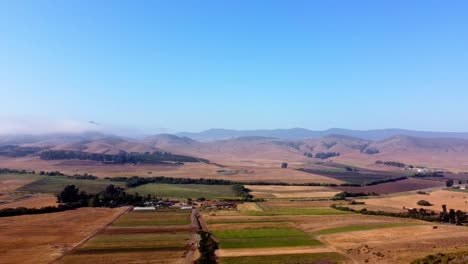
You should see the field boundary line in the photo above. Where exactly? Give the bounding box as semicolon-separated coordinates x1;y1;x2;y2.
49;206;131;264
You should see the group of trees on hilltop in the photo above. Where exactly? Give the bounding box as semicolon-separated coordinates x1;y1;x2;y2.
0;145;41;157
303;152;340;159
40;150;201;164
375;160;408;168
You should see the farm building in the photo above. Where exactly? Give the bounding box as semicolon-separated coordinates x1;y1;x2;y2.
133;206;156;211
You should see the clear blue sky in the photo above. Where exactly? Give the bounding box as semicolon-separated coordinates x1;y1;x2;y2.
1;0;467;133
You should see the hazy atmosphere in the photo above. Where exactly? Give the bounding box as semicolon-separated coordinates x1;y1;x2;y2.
1;1;468;134
2;2;468;264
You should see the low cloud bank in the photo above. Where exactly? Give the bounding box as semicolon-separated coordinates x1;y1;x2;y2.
0;117;147;138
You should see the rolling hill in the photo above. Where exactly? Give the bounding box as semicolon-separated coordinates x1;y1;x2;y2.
1;131;468;170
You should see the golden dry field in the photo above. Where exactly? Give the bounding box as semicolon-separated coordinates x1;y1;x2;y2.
0;195;58;209
0;207;127;264
358;189;468;212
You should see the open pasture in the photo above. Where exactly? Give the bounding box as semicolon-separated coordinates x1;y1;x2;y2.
0;207;127;264
0;156;342;184
112;209;191;227
335;178;444;194
19;176;122;194
0;194;58;209
129;183;237;199
245;185;339;198
242;200;349;216
358;189;468;212
0;173;43;201
321;224;468;263
298;166;406;185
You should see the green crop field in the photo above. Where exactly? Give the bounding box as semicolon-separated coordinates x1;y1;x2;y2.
112;210;191;227
18;177;121;194
243;207;351;216
214;227;321;249
62;209;194;263
313;223;419;235
129;183;238;199
220;252;347;264
0;173;43;181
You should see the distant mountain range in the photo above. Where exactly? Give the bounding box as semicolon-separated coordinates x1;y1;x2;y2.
176;128;468;141
2;129;468;170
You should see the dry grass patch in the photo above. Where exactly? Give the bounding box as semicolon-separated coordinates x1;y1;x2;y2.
359;190;468;212
246;185;339;198
0;195;58;209
321;225;468;264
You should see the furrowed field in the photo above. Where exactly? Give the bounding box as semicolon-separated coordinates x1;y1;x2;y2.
60;209;195;264
204;200;468;264
0;207;127;264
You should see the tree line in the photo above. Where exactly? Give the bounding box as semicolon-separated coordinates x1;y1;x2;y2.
0;184;156;218
40;150;202;164
331;204;467;225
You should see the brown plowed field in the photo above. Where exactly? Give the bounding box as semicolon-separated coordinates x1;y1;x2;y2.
0;207;127;264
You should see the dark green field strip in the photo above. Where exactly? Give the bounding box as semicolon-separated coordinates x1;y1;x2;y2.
215;228;307;239
90;234;189;243
214;227;321;249
219;236;321;249
243;208;351;216
76;245;187;254
207;219;290;224
313;223;420;236
220;252;347;264
112;211;191;226
112;220;190;226
18;177;121;194
129;183;238;199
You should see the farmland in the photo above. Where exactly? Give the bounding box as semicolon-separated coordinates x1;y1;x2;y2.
220;253;347;264
112;209;191;226
213;227;321;249
0;173;43;201
358;189;468;212
0;195;58;209
0;207;127;264
298;166;407;185
19;176;123;194
60;209;195;264
246;185;339;199
334;178;444;194
130;183;238;199
203;197;468;264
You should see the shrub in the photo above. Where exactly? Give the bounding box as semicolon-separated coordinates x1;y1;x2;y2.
417;200;432;206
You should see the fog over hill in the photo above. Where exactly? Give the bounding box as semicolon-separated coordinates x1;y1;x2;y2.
176;128;468;141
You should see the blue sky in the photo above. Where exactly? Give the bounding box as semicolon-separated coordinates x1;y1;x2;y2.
1;0;467;134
